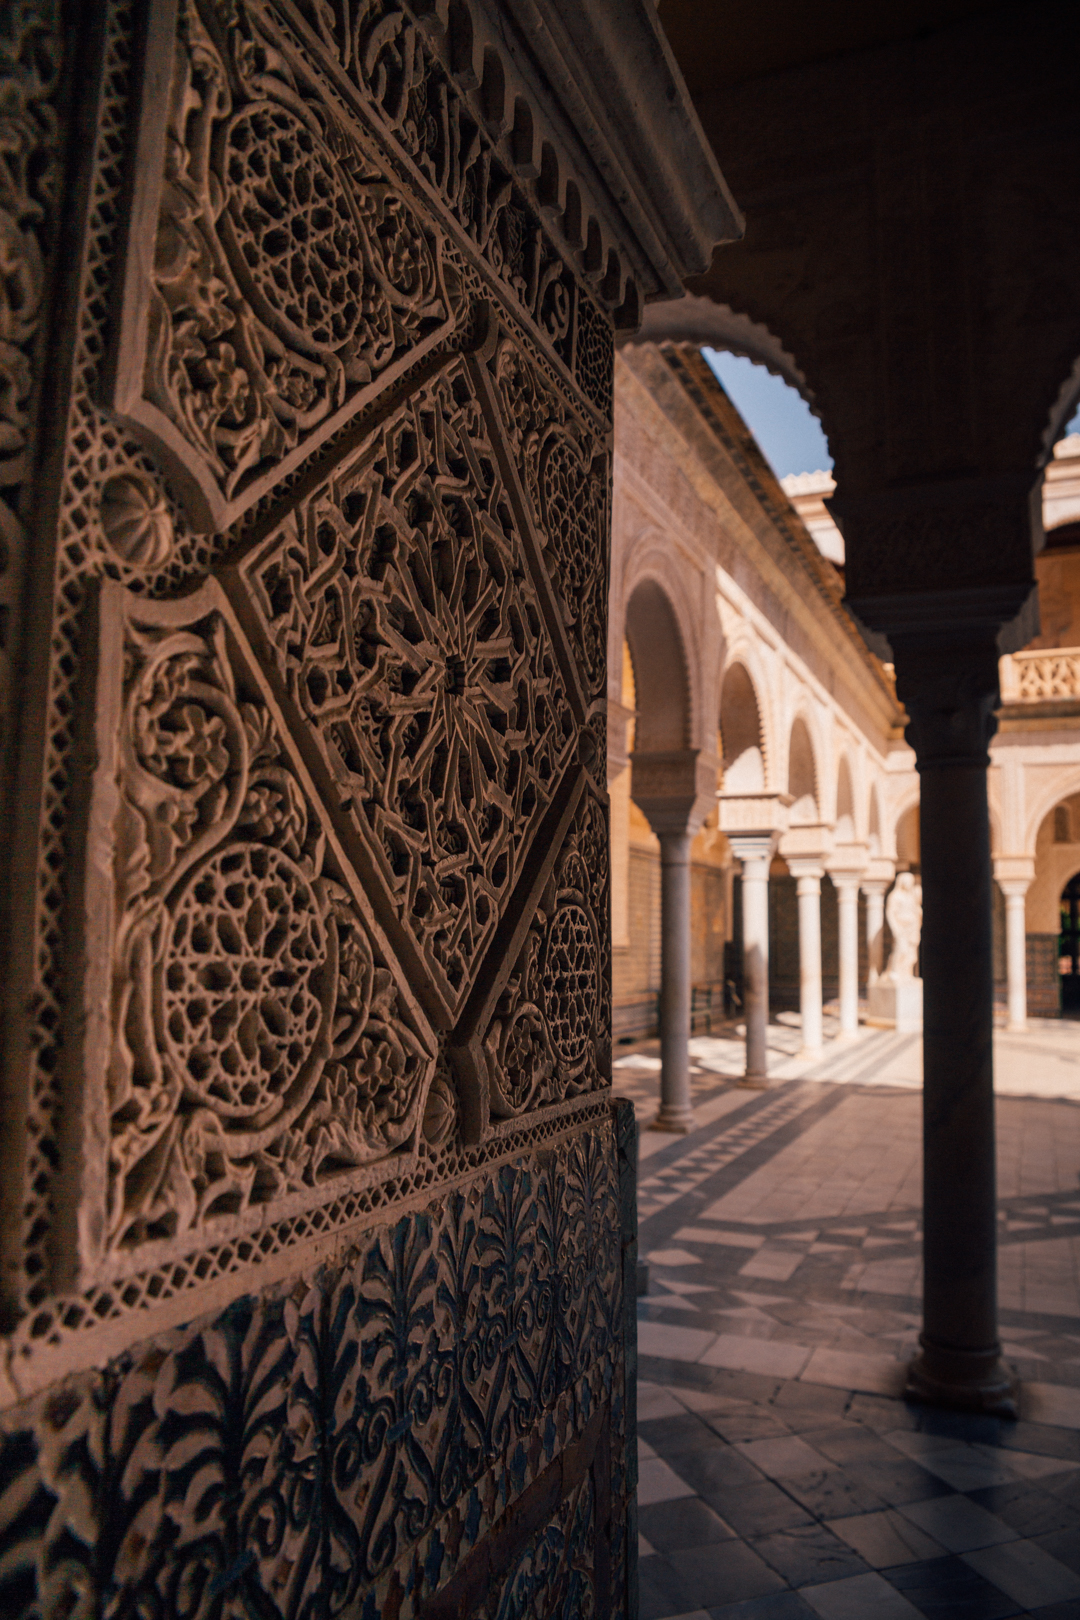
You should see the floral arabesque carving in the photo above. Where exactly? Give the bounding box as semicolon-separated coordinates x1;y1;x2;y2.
485;790;611;1118
0;1122;624;1620
237;357;579;1018
494;337;610;697
293;0;617;407
112;0;457;530
80;579;435;1274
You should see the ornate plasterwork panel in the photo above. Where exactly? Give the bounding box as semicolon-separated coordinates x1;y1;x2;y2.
3;0;612;1372
110;0;460;531
232;353;583;1020
72;578;438;1284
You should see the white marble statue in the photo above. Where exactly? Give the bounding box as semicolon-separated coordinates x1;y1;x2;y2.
885;872;922;982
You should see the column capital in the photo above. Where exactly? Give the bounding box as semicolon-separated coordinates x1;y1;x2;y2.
787;858;824;885
827;840;869;884
861;858;896;894
779;822;830;865
718;791;791;840
727;829;778;865
992;855;1035;892
631;747;716;836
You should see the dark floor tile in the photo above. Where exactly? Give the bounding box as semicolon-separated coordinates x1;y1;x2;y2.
997;1421;1080;1465
705;1481;816;1537
797;1423;900;1465
884;1553;1023;1617
706;1409;796;1445
749;1522;870;1586
706;1593;819;1619
676;1445;771;1495
638;1495;737;1553
667;1539;786;1607
968;1483;1080;1540
638;1552;696;1620
1028;1601;1080;1619
780;1466;890;1520
770;1383;850;1426
913;1408;1011;1448
1033;1526;1080;1577
848;1393;921;1432
640;1411;732;1456
842;1456;955;1507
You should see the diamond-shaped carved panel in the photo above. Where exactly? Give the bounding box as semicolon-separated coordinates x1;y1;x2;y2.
232;355;581;1022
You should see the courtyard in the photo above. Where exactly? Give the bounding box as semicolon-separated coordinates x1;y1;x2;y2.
620;1021;1080;1618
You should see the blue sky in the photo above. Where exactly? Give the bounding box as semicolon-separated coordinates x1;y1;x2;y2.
704;347;1080;477
702;348;832;479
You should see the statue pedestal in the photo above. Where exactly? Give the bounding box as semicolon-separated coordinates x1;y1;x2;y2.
868;977;923;1033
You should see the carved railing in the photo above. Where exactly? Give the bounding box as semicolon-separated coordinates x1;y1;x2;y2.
1000;648;1080;703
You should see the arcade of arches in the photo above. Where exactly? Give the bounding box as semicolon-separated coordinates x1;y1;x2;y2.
0;1;1078;1613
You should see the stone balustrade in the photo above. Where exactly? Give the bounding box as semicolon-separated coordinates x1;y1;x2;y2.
1000;648;1080;703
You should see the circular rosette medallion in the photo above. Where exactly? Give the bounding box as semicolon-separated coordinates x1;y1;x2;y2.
162;842;331;1120
541;900;598;1077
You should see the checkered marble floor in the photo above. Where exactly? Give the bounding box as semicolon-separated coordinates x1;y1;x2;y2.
623;1041;1080;1618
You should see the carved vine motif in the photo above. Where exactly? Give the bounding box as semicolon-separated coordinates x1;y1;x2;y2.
486;791;611;1118
494;337;609;697
114;0;457;529
0;1125;623;1620
292;0;598;386
238;357;578;1015
85;581;435;1268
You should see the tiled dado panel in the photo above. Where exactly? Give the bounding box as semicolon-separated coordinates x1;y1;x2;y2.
0;1113;636;1619
0;0;633;1612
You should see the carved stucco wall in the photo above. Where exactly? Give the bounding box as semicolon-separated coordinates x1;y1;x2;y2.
0;0;668;1612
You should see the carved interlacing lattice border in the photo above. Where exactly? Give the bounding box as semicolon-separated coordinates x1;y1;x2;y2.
1;0;614;1352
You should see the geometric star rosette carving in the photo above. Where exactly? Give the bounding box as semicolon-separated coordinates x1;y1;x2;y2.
235;356;579;1020
75;579;436;1283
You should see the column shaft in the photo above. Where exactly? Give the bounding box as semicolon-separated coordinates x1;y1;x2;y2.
795;873;823;1056
741;853;771;1083
656;831;693;1131
836;879;860;1037
863;884;886;983
914;756;1011;1409
1003;889;1028;1033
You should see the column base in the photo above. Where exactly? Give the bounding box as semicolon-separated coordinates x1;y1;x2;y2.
1006;1021;1028;1034
736;1074;768;1090
650;1106;695;1134
905;1338;1018;1419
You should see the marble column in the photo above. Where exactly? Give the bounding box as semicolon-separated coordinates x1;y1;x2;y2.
728;832;776;1085
892;632;1016;1416
632;747;714;1135
833;875;862;1038
787;858;824;1057
861;877;890;985
994;865;1034;1034
656;830;694;1131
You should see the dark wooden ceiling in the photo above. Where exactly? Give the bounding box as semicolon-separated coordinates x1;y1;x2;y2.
656;0;1017;94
